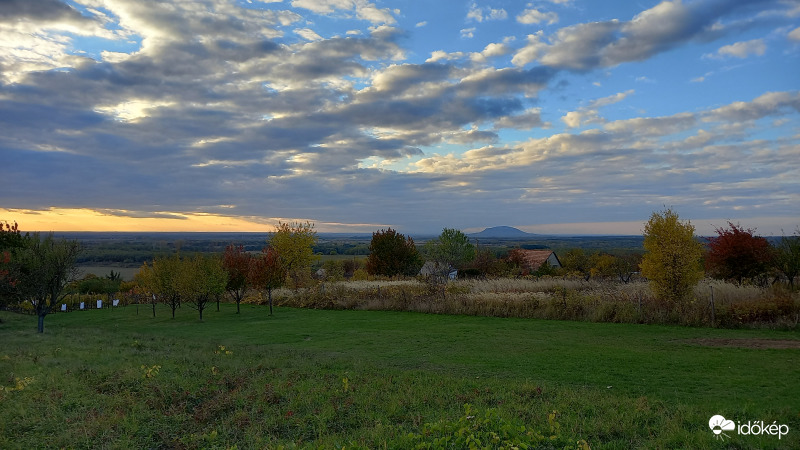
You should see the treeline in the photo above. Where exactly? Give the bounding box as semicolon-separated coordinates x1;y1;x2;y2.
3;213;800;333
73;238;369;265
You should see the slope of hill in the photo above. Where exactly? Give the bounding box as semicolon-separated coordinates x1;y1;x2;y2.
470;226;535;238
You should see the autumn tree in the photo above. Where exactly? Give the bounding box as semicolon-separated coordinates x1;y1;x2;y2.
366;228;423;277
559;248;596;280
469;247;504;277
180;254;227;321
705;222;773;285
134;262;160;317
9;233;81;333
249;246;286;315
140;254;182;318
268;221;317;289
774;227;800;289
641;208;704;308
222;244;253;314
423;228;475;278
1;222;29;307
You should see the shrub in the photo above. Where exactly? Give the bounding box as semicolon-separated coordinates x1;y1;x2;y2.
396;404;590;449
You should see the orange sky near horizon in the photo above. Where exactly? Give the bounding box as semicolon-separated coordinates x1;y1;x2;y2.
2;207;796;236
0;208;394;234
0;207;275;233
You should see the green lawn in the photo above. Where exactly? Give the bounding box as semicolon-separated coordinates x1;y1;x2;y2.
1;305;798;448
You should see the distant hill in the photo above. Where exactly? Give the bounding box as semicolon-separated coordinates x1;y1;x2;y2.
470;226;536;238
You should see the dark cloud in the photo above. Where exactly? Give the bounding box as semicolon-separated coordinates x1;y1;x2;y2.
0;0;91;24
514;0;793;70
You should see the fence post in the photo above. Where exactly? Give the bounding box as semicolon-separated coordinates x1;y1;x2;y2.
709;285;716;327
637;292;642;316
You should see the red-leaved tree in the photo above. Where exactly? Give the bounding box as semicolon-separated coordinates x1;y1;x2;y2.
705;222;773;285
249;246;285;315
222;244;253;314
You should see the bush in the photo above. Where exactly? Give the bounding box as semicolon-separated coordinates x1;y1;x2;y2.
396;404;590;449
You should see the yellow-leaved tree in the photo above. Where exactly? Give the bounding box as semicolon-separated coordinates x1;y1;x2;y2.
268;221;318;289
641;208;704;311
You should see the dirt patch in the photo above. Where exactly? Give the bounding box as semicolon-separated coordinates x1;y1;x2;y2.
684;338;800;349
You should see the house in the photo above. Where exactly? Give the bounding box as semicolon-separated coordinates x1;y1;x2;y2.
511;249;561;273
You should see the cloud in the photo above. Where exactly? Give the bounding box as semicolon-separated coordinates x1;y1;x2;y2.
704;91;800;122
561;89;637;129
790;27;800;41
517;9;559;25
0;0;92;24
0;1;797;233
291;0;395;24
467;2;507;22
461;27;476;38
512;0;788;70
715;38;766;58
295;28;323;41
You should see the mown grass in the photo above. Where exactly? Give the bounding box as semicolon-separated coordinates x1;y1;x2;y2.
1;305;798;448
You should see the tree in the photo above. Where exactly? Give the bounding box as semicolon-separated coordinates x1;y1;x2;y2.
559;248;596;280
268;221;318;289
0;222;29;307
249;247;286;315
423;228;475;278
774;228;800;289
705;222;773;285
140;255;182;318
180;254;227;321
76;271;121;301
610;252;642;283
640;208;704;308
10;233;81;333
133;262;160;317
469;247;504;278
222;244;253;314
366;228;423;277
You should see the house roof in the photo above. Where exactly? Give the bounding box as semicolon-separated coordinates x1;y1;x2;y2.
514;249;560;270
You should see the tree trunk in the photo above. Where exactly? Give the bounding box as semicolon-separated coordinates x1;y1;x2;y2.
268;288;273;315
199;307;203;321
152;302;156;318
236;299;240;314
37;314;45;333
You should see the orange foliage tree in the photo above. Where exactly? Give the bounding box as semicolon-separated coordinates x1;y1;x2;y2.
705;222;773;285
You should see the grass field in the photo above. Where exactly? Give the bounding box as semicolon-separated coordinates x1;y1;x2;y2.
1;305;798;448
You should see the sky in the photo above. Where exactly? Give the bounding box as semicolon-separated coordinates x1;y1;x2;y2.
1;0;799;235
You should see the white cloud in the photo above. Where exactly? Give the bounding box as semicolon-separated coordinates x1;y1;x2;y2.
716;39;766;58
467;2;483;22
295;28;323;41
416;21;427;27
290;0;395;24
469;42;511;63
561;90;634;128
790;27;800;41
461;27;476;39
517;9;558;25
467;2;507;22
487;8;508;21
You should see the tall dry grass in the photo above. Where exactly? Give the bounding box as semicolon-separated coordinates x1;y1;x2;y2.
245;276;798;328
